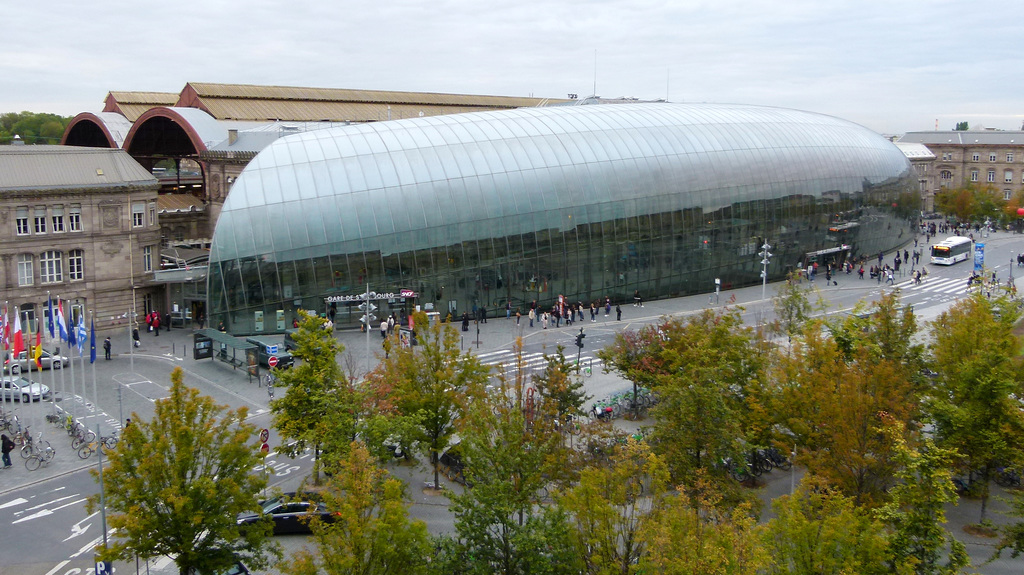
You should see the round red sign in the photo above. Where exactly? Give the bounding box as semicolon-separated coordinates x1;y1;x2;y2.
260;442;270;454
268;356;279;368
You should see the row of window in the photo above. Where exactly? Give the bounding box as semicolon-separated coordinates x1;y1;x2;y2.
14;246;153;286
941;152;1018;163
15;202;156;236
968;169;1023;184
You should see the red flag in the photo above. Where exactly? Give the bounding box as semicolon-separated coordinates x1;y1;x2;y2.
11;311;24;358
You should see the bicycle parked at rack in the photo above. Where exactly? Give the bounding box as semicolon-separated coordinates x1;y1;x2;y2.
25;442;55;471
78;433;118;459
70;422;96;450
19;427;52;461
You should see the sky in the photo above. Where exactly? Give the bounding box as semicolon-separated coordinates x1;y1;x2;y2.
3;0;1023;135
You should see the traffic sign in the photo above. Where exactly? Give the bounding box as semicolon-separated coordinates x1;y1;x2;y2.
268;356;279;368
259;428;270;443
358;302;378;311
96;560;113;575
261;442;270;454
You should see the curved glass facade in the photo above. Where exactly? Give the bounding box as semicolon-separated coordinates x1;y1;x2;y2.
208;103;917;333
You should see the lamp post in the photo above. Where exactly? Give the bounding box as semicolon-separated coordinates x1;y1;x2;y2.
759;241;773;301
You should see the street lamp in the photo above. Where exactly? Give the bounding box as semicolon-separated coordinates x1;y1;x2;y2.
759;241;773;300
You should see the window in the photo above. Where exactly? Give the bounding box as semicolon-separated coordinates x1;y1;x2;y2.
132;202;145;227
17;254;32;286
40;250;63;283
987;170;996;183
143;245;152;272
990;153;997;162
149;202;156;226
972;153;980;162
940;170;953;180
69;205;82;232
51;205;64;233
1005;190;1013;201
34;207;46;234
1005;170;1013;183
1008;153;1014;162
16;207;29;235
970;170;979;182
68;249;84;281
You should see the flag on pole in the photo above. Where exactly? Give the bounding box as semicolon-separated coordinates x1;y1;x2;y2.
47;294;55;340
89;317;96;364
68;311;78;349
33;322;43;369
11;310;24;358
76;315;87;357
56;300;69;342
1;305;8;349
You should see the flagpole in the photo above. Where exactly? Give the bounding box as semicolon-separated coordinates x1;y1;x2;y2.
66;302;76;419
90;312;97;423
55;296;67;422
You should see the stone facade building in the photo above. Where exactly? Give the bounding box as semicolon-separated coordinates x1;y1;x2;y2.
0;145;160;334
899;130;1024;213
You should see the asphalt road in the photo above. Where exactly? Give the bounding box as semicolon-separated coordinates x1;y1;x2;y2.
0;228;1022;574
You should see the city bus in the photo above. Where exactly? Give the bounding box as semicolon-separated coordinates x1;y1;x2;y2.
930;236;973;265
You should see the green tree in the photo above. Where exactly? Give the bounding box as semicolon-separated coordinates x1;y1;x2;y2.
927;293;1024;522
954;122;969;131
0;111;71;144
281;441;431;575
272;309;357;485
559;439;670;575
532;345;590;422
876;423;969;575
87;367;277;575
365;312;490;488
763;477;889;575
770;271;822;345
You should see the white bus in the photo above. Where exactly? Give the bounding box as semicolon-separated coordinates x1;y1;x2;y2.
930;236;973;265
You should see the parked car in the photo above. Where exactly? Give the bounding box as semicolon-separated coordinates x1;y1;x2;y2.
3;349;69;373
0;376;51;402
236;492;335;535
244;337;294;370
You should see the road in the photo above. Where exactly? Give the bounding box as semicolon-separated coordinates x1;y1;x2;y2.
0;229;1021;574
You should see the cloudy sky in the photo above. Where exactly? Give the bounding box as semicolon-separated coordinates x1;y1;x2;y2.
3;0;1022;135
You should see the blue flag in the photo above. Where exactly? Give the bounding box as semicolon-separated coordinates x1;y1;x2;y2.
47;295;55;339
67;312;77;348
89;317;96;364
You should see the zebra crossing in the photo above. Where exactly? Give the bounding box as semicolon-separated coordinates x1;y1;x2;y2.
474;348;602;375
892;275;972;295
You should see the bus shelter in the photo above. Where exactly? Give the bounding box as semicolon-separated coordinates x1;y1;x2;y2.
194;328;259;382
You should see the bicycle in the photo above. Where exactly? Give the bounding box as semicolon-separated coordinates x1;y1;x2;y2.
70;423;96;450
25;443;55;471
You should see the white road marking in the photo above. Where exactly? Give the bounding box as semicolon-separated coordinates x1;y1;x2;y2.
0;497;28;510
13;497;89;523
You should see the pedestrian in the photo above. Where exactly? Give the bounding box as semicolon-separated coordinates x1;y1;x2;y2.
388;315;395;335
506;300;512;319
616;304;622;321
197;313;205;330
132;327;140;348
542;311;549;329
124;418;131;429
103;337;112;360
528;308;535;328
1;433;14;468
515;310;521;325
153;313;160;337
380;320;388;339
382;337;391;359
605;297;611;316
858;265;864;279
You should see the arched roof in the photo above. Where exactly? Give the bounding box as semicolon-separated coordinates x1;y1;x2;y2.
210;102;911;263
123;107;229;158
61;112;134;148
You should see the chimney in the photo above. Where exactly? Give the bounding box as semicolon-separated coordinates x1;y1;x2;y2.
228;129;238;145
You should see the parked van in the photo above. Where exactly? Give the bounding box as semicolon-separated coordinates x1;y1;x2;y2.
283;329;299;353
245;336;294;369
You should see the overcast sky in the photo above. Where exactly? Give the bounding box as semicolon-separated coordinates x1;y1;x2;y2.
3;0;1022;135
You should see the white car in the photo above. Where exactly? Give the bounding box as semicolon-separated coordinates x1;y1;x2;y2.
3;350;69;373
1;376;51;402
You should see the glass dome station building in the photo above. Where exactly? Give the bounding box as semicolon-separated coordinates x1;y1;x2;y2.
207;102;917;332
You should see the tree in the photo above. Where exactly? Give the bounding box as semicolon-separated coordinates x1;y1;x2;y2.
876;423;969;575
280;441;431;575
272;309;358;485
770;271;822;345
763;477;889;575
87;367;277;575
953;121;969;131
641;473;768;575
365;311;490;488
0;111;71;145
558;439;670;575
927;293;1024;522
531;345;590;422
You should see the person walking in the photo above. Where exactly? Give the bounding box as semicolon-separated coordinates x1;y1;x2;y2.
380;320;388;339
103;337;112;360
1;433;14;468
132;327;140;348
616;304;622;321
152;313;160;337
528;308;535;328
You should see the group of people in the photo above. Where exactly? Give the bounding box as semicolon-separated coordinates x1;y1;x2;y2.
456;297;625;332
